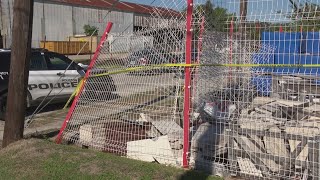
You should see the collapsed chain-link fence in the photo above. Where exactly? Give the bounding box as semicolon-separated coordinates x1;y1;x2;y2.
57;0;320;179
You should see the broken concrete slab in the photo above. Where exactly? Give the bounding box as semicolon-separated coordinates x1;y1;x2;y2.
237;157;263;177
303;104;320;113
263;126;289;160
236;135;281;173
139;113;183;150
172;149;183;166
239;117;275;131
276;99;309;107
288;139;308;169
259;103;279;113
151;120;183;136
285;126;318;167
127;135;179;166
253;97;277;108
146;125;161;138
306;116;320;121
91;127;107;149
254;107;273;115
127;138;155;162
249;135;264;149
139;113;183;138
169;139;183;150
191;122;228;158
79;125;93;145
139;113;152;123
285;126;320;137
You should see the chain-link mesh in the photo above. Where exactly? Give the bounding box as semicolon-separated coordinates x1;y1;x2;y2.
57;1;188;167
57;0;320;179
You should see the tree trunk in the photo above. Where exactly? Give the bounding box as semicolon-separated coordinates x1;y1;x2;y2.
2;0;34;148
239;0;248;34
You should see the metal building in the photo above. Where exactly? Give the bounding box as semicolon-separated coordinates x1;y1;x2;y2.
0;0;179;48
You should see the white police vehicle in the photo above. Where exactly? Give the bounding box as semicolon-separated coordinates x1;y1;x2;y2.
0;48;115;119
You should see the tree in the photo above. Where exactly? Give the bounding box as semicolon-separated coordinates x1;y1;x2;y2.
2;0;34;147
194;0;235;32
280;1;320;31
239;0;248;33
83;24;99;36
292;2;320;31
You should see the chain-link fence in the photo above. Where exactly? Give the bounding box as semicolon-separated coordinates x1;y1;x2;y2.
57;0;320;179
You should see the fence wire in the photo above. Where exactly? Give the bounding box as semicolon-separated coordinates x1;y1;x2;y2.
58;0;320;179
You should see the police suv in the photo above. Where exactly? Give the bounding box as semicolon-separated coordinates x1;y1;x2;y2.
0;48;113;119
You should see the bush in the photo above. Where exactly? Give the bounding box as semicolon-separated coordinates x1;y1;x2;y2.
83;24;98;36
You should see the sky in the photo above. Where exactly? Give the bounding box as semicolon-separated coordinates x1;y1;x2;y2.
122;0;320;22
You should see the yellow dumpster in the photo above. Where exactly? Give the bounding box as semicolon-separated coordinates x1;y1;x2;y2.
40;41;90;55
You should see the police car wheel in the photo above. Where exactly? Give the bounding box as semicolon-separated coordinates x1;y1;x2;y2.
0;94;7;120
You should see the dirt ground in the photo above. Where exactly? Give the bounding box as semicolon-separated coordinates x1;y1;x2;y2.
0;104;68;147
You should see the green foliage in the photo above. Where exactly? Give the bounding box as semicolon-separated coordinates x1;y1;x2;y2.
83;24;98;36
278;2;320;32
190;0;235;32
290;3;320;31
206;6;235;32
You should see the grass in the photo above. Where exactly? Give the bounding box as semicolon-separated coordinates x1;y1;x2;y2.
0;139;222;180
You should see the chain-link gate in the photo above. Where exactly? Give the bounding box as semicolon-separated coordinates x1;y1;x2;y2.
56;0;320;179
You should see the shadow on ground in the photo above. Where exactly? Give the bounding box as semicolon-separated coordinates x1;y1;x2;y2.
178;170;216;180
29;130;60;140
26;103;66;117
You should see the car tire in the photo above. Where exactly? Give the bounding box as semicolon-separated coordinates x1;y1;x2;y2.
0;92;31;121
0;93;7;120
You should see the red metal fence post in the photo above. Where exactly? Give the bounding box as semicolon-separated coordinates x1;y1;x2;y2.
55;22;113;144
183;0;193;168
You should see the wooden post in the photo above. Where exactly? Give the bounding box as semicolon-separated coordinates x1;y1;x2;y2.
2;0;34;148
239;0;248;34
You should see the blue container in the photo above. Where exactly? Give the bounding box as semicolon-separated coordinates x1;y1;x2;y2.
298;55;320;75
261;32;302;53
303;32;320;55
251;31;320;97
274;54;299;74
252;52;274;73
251;76;272;96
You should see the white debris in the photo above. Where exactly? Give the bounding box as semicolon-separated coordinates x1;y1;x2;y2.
127;136;180;166
79;125;93;145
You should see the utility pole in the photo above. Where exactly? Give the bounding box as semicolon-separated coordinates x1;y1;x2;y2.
239;0;248;34
2;0;34;148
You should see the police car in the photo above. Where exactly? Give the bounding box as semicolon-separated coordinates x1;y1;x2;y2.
0;48;115;119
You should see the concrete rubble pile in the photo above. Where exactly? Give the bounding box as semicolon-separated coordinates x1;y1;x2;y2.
77;79;320;179
126;113;184;167
232;96;320;178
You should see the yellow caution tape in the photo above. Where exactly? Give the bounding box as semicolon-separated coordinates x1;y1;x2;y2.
64;63;320;108
93;63;320;78
63;79;84;109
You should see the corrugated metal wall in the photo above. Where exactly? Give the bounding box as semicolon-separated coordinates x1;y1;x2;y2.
0;0;14;48
32;2;44;48
72;6;133;36
44;2;73;41
108;34;153;53
134;14;184;28
1;0;134;48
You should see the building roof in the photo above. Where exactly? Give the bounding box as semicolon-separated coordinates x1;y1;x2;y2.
48;0;181;17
